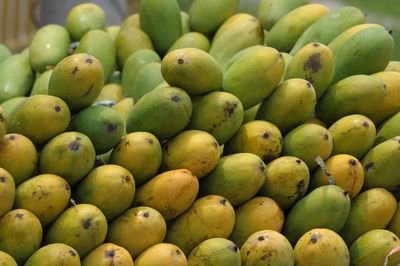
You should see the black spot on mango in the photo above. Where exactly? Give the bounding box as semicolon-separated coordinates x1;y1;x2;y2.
304;53;322;74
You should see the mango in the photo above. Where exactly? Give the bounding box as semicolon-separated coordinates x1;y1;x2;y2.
168;32;210;53
165;195;235;255
25;243;80;266
225;120;283;164
316;75;386;123
0;251;17;266
106;206;167;258
45;204;108;257
82;243;133;266
0;106;6;140
29;24;70;73
189;0;239;36
188;238;240;266
131;62;163;101
0;97;27;118
294;228;349;266
121;14;140;30
66;3;106;40
259;156;310;210
256;79;316;134
140;0;182;55
375;112;400;146
107;70;121;85
241;230;294;266
242;104;260;125
181;11;190;34
0;168;14;218
387;202;400;237
95;84;124;104
209;13;264;70
135;243;187;266
230;197;284;247
0;209;42;265
48;53;104;112
0;44;11;63
283;185;351;245
39;131;96;185
222;45;285;109
106;25;120;41
126;86;192;141
386;61;400;72
112;97;134;121
30;69;52;95
303;115;328;128
0;134;37;185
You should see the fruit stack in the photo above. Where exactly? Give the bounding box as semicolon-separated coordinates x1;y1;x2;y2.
1;0;400;265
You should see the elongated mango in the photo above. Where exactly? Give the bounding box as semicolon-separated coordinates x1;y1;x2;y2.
375;112;400;146
131;62;164;101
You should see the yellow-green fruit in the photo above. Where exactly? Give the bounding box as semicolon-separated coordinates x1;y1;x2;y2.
200;153;266;207
222;45;285;110
112;97;134;121
340;188;396;245
133;169;198;221
168;32;210;53
121;14;140;30
266;4;329;53
209;13;264;70
109;132;161;186
310;154;364;199
39;131;96;185
242;104;260;124
48;53;104;112
25;243;80;266
187;91;243;144
0;106;6;140
82;243;133;266
283;123;333;171
285;42;335;99
258;0;308;30
283;185;351;245
230;197;284;247
161;48;223;96
135;243;187;266
115;26;154;67
162;130;220;178
0;168;14;218
30;69;52;95
329;115;376;159
349;229;400;266
106;25;120;41
7;95;70;146
241;230;294;266
259;156;310;210
386;61;400;72
387;202;400;237
375;112;400;145
180;12;190;34
106;207;167;258
66;3;106;40
189;0;239;36
29;24;70;73
0;97;27;118
0;251;17;266
0;209;42;265
95;84;124;104
303;115;327;128
45;204;108;257
225;120;283;164
75;165;135;221
362;136;400;190
294;228;349;266
316;75;386;123
0;43;11;63
256;78;316;134
14;174;70;227
188;238;240;266
370;71;400;125
166;195;235;255
131;62;164;101
0;134;37;185
75;29;116;81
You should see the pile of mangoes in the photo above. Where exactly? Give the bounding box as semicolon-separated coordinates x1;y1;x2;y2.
1;0;400;265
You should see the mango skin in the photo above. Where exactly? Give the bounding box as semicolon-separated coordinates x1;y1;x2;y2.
188;238;240;266
222;45;285;110
294;228;349;266
200;153;266;207
132;62;163;101
230;197;284;247
29;24;70;73
189;0;239;36
168;32;210;53
162;48;222;96
0;168;15;218
0;106;6;141
375;112;400;146
180;11;190;34
95;84;124;104
66;3;106;40
25;243;80;266
259;156;310;211
0;44;11;63
106;25;120;41
106;206;167;259
386;61;400;72
121;14;140;30
135;243;187;266
82;243;133;266
112;97;134;121
240;230;294;266
30;69;53;96
0;209;43;265
0;251;17;266
283;185;351;245
166;195;235;255
349;229;400;266
133;169;199;221
387;202;400;237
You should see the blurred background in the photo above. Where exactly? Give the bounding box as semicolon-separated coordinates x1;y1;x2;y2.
1;0;399;59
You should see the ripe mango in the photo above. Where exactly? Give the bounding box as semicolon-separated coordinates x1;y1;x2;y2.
168;32;210;53
0;168;14;218
112;97;134;121
0;251;17;266
188;238;240;266
25;243;80;266
121;14;140;30
135;243;187;266
375;112;400;145
106;25;120;41
82;243;133;266
95;84;124;104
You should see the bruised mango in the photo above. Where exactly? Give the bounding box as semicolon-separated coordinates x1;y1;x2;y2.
135;243;187;266
188;238;240;266
25;243;80;266
82;243;133;266
0;168;15;218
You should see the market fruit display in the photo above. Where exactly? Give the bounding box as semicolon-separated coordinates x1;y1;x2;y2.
1;0;400;265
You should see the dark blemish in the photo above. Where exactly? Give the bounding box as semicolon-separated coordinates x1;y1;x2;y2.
72;66;79;75
81;218;92;229
258;236;265;241
224;102;237;117
296;159;301;164
303;53;322;74
389;30;393;35
259;162;266;172
65;184;70;190
219;198;227;205
348;159;356;166
76;136;82;141
343;191;349;196
323;134;329;141
171;95;180;102
69;141;80;151
54;105;61;112
32;191;36;197
148;196;154;201
246;250;250;256
262;132;269;139
0;176;5;182
313;43;320;47
310;234;318;243
69;250;77;256
143;212;150;217
296;179;305;195
263;153;275;164
9;135;15;140
0;114;4;122
178;58;184;64
107;123;117;132
164;145;170;156
105;250;115;258
124;176;131;182
176;249;181;255
83;84;94;97
362;121;369;127
201;160;207;165
86;57;93;64
16;213;24;219
124;141;130;147
306;82;312;88
365;162;375;173
393;236;398;241
261;254;271;260
147;139;154;144
305;76;314;84
278;52;283;58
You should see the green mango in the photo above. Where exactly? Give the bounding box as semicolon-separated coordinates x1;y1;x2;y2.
106;25;120;41
131;62;164;101
25;244;80;266
375;112;400;146
181;11;190;34
29;24;70;73
242;104;260;124
30;69;52;95
121;14;140;30
0;43;11;63
168;32;210;53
